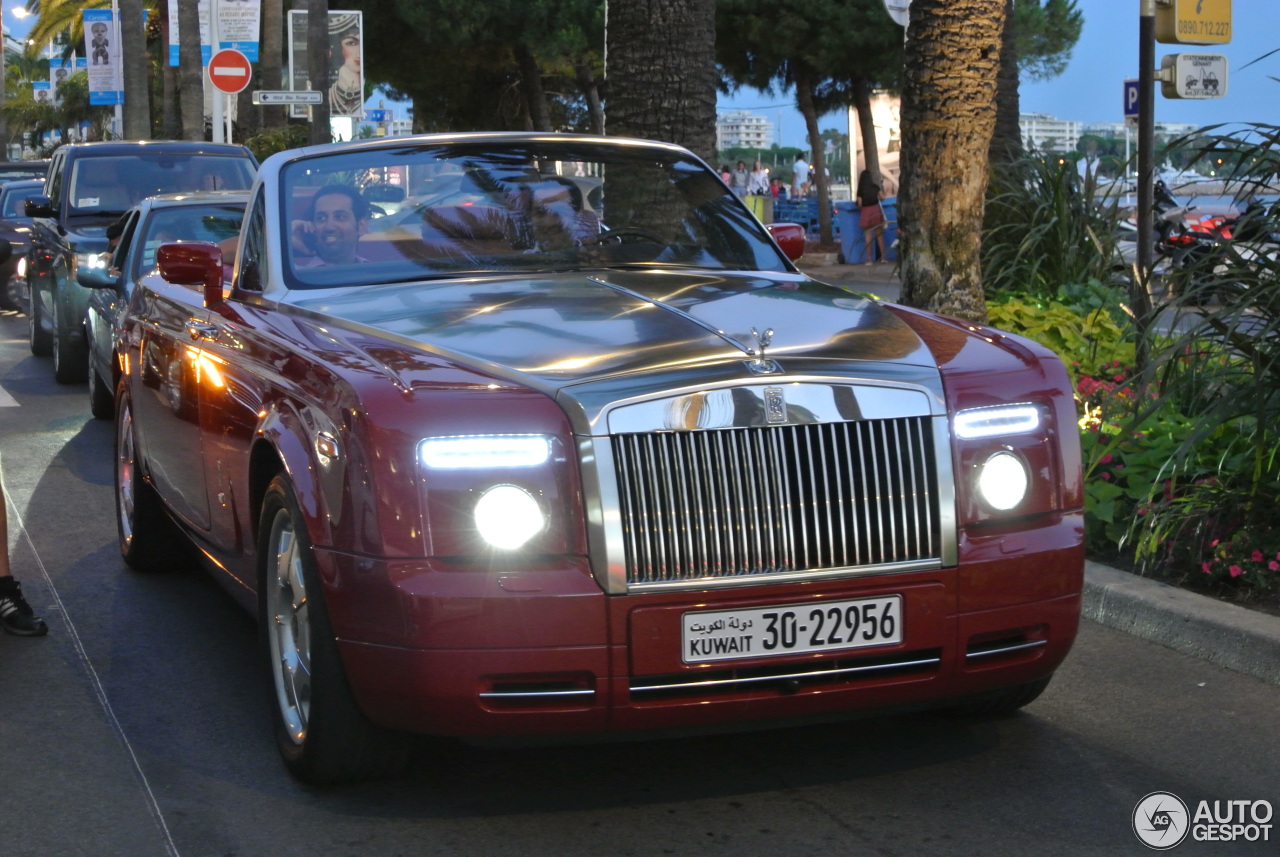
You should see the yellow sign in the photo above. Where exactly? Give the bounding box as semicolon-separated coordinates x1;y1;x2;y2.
1155;0;1231;46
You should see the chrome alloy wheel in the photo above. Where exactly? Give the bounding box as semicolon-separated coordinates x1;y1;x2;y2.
266;509;313;746
116;399;138;549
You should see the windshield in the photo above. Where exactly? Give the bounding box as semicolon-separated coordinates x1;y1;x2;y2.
134;202;246;278
1;186;40;218
68;154;255;216
281;140;789;289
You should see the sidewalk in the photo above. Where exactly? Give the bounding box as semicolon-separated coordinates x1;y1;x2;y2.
795;257;1280;687
797;258;902;303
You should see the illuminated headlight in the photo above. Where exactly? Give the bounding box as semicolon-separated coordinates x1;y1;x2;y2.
954;404;1040;439
420;434;552;469
75;251;108;271
474;485;545;549
976;451;1029;511
16;257;25;277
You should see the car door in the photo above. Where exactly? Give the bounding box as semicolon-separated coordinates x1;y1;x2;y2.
129;268;212;530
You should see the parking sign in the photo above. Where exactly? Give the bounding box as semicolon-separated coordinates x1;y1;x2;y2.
1124;79;1141;120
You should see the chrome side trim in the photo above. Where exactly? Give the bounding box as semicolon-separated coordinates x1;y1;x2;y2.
478;689;597;700
625;559;943;594
932;415;959;568
965;639;1047;660
630;655;943;694
580;435;629;595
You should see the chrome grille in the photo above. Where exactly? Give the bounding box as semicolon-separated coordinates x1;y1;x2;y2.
613;418;940;587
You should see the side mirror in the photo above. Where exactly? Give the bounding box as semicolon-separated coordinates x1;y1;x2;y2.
767;222;806;261
25;195;55;218
77;266;120;290
0;238;10;266
157;241;225;308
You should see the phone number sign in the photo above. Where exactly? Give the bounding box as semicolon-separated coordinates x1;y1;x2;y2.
1155;0;1231;46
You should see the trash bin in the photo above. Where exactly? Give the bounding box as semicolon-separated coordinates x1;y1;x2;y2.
745;193;774;224
834;200;864;263
838;198;898;264
882;196;898;262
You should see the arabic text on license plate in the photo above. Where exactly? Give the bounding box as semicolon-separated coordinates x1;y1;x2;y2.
682;595;902;663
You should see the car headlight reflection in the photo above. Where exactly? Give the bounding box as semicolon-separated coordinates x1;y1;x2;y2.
976;451;1029;511
75;251;108;272
474;485;545;549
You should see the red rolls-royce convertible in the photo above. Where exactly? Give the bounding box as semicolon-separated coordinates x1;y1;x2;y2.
114;133;1083;784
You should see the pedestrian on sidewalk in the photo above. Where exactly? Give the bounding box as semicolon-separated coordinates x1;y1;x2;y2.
0;457;48;637
857;169;887;265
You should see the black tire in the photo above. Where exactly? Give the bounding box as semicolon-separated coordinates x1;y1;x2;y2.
52;301;88;384
28;284;51;356
115;389;187;571
88;346;115;420
259;473;404;785
938;676;1053;718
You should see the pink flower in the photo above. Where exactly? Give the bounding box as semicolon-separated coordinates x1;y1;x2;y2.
1100;472;1111;480
1229;565;1243;578
1252;550;1264;563
1210;539;1219;548
1269;561;1278;572
1202;562;1213;573
1099;453;1113;465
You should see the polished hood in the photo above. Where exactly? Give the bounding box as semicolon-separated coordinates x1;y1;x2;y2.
290;268;937;388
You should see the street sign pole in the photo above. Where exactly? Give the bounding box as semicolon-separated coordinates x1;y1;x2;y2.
210;0;223;143
1135;0;1156;344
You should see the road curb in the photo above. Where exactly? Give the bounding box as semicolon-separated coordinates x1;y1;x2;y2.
1083;561;1280;686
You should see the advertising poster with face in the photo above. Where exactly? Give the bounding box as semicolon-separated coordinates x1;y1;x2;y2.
287;10;364;119
33;81;51;105
49;55;76;106
83;9;123;105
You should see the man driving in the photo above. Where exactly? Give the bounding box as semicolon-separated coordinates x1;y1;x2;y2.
291;185;370;266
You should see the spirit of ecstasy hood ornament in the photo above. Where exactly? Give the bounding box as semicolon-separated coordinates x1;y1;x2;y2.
747;326;781;374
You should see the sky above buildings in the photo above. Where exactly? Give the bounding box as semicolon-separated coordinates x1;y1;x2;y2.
721;0;1280;149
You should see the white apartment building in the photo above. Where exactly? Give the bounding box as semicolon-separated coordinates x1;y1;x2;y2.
1020;113;1084;153
716;110;776;150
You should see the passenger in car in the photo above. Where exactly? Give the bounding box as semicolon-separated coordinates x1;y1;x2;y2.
291;185;371;266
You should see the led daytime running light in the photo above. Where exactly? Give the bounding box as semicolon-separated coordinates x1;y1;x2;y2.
420;434;552;469
954;404;1040;439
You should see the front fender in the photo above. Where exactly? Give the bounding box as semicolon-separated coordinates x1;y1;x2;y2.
254;402;345;554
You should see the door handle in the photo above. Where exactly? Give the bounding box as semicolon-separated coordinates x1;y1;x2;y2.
186;321;218;341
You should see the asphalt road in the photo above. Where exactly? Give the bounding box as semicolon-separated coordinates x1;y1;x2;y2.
1;308;1278;857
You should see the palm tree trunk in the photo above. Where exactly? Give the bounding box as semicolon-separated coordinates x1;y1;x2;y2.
574;58;604;135
161;7;181;139
514;43;551;132
307;0;331;145
898;0;1006;324
989;0;1022;165
795;65;832;246
178;0;204;140
852;76;882;185
120;0;150;138
261;0;287;129
604;0;716;164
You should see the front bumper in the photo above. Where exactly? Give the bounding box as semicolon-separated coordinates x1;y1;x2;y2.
319;514;1083;737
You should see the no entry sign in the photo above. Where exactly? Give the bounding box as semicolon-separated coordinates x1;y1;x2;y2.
208;49;252;94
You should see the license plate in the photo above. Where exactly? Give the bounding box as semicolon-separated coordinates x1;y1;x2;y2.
682;595;902;663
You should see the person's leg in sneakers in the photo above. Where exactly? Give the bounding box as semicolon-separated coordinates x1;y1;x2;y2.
0;467;48;637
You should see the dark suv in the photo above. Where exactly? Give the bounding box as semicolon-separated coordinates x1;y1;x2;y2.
26;141;256;382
